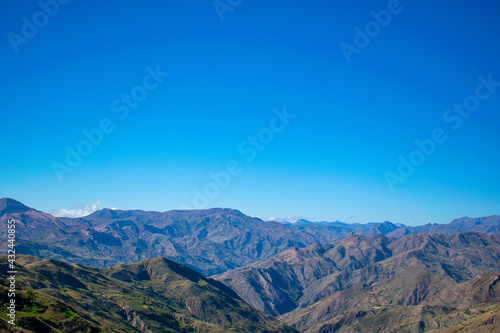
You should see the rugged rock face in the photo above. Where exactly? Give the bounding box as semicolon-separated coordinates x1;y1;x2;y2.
0;255;297;333
280;271;500;333
117;301;153;333
216;232;500;332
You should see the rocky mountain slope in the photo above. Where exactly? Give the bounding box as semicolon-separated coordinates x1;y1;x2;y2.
0;255;297;333
280;271;500;332
216;232;500;332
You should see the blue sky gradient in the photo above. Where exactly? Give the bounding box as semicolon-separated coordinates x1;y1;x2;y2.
1;0;499;224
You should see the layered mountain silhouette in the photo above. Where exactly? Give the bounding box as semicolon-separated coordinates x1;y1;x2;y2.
0;198;316;275
0;255;297;332
292;216;500;241
1;198;499;277
1;198;500;332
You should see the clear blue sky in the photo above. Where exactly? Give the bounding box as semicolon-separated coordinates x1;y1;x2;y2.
1;0;499;225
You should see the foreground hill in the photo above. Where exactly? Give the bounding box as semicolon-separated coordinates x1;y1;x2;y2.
216;232;500;332
1;198;499;275
0;255;297;333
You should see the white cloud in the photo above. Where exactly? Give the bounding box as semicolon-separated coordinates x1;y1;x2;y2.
52;201;102;218
259;215;305;223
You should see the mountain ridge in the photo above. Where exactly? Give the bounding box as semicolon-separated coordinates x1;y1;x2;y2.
1;198;499;277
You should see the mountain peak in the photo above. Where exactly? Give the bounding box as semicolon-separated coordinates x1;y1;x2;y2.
86;208;122;219
0;198;33;215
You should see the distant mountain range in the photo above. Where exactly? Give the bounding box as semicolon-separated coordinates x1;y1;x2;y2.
1;198;499;276
291;215;500;240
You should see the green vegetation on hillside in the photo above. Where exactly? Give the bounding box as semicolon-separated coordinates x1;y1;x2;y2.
0;255;297;333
